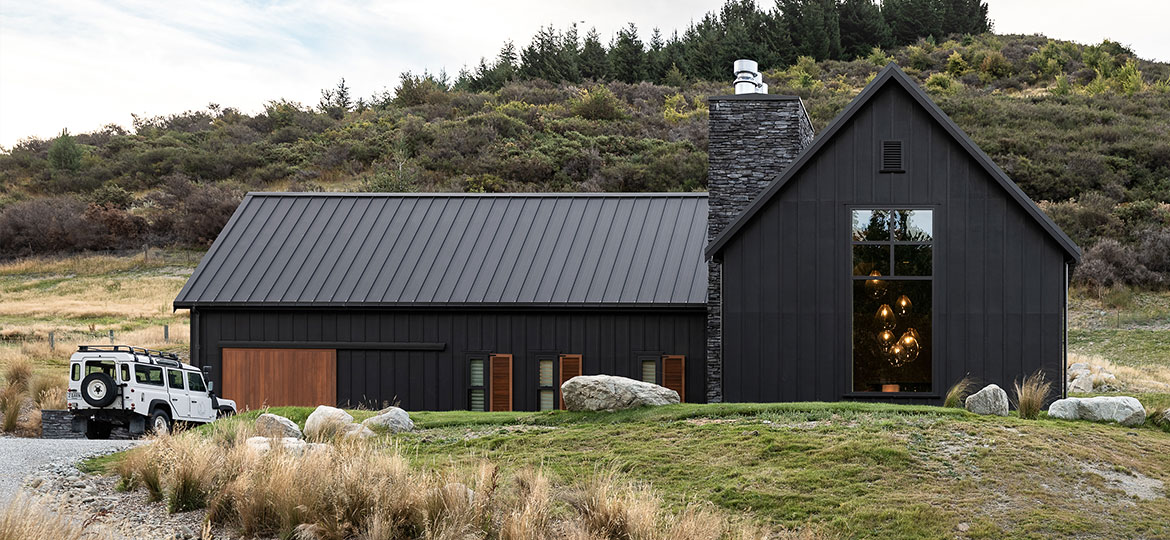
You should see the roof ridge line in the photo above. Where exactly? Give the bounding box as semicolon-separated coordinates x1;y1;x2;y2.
247;192;709;198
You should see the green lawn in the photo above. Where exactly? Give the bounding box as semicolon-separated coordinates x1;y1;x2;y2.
101;402;1165;539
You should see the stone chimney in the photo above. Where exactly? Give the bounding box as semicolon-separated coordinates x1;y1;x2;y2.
705;60;814;403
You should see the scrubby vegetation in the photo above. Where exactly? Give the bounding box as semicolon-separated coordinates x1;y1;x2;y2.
91;402;1170;539
1;3;1169;291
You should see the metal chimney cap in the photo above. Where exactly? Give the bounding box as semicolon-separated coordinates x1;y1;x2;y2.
733;59;759;74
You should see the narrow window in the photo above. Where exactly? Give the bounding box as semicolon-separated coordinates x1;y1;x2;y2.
119;364;130;382
558;354;582;409
641;359;657;384
71;363;80;381
851;209;933;393
538;359;555;411
468;357;486;412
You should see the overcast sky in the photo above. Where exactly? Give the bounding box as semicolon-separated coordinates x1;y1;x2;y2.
1;0;1167;149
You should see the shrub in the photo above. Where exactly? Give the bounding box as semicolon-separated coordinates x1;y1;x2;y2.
945;51;969;76
0;196;104;256
944;376;974;408
1013;371;1051;420
866;47;893;67
1078;239;1162;290
980;51;1012;80
569;86;627;121
925;73;960;95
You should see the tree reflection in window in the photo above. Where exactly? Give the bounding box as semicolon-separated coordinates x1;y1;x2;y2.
851;209;932;393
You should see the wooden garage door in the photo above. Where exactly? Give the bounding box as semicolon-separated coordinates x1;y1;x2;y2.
222;348;336;411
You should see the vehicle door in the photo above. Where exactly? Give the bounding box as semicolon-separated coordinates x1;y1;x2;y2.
133;364;167;411
186;371;213;421
166;368;190;419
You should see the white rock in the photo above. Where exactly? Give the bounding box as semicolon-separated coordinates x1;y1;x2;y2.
245;436;307;454
560;375;679;412
1047;398;1080;420
304;405;354;439
1068;374;1095;393
255;413;303;439
1067;362;1089;373
341;423;376;440
965;384;1010;416
1075;396;1146;427
362;406;414;433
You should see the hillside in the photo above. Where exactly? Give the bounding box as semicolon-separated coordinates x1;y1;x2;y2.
1;34;1169;290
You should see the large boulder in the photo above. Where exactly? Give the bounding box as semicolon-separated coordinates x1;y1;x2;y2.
965;384;1009;416
1047;396;1147;426
361;406;414;433
560;375;679;412
304;405;354;439
1074;396;1146;427
1047;398;1080;420
255;413;302;439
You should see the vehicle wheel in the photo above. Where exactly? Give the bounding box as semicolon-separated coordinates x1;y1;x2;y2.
149;409;172;434
80;373;118;408
217;407;235;419
85;419;111;440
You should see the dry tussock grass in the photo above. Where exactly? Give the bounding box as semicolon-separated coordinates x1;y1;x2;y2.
0;253;174;277
1013;371;1052;420
1068;352;1170;392
0;273;188;321
943;375;975;408
0;495;112;540
118;427;779;540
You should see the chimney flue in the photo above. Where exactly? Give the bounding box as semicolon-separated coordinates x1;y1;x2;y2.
733;59;767;95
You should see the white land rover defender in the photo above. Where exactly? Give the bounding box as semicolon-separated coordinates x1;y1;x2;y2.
66;345;236;438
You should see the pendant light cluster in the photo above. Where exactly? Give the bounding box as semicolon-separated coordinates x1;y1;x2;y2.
867;271;921;367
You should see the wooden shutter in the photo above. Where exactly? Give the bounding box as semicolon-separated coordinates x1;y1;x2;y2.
662;355;685;403
558;354;582;409
489;354;512;412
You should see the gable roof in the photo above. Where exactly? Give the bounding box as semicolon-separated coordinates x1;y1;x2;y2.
174;192;708;309
705;63;1082;263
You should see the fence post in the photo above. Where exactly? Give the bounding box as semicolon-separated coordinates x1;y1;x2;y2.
164;325;169;343
109;329;115;344
49;331;55;351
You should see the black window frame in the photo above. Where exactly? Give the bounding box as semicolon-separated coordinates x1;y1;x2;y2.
135;364;165;387
847;206;937;397
167;368;186;390
187;371;207;392
467;353;488;412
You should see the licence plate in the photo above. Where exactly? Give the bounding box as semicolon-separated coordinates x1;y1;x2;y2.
67;390;80;400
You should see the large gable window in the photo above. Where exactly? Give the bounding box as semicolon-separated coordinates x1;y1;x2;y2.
851;209;933;393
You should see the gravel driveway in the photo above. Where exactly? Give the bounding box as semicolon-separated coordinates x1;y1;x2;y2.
0;437;139;505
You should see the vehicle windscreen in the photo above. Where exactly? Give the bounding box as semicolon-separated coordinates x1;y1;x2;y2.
135;365;164;386
187;372;206;392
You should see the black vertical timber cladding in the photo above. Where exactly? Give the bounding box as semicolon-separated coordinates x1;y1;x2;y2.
193;308;705;411
718;84;1069;405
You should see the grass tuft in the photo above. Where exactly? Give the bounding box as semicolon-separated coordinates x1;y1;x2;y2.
2;358;33;391
1013;370;1052;420
944;375;975;408
0;496;98;540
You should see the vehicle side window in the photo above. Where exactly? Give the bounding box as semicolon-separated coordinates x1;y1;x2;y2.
135;365;164;386
187;372;206;392
119;364;130;382
167;369;185;390
71;363;80;381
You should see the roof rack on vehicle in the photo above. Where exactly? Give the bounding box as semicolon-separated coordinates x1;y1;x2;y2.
77;345;183;366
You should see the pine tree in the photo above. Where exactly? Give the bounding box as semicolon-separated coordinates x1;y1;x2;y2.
883;0;943;45
683;14;723;81
48;130;83;172
782;0;835;61
646;28;668;83
838;0;892;59
579;28;610;80
609;23;646;83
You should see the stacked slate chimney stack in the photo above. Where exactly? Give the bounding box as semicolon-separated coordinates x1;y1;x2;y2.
705;59;814;402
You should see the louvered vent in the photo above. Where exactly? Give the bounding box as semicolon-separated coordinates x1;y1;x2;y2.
489;354;512;412
880;140;905;173
662;355;685;403
559;354;582;409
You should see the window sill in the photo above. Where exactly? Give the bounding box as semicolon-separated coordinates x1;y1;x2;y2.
843;392;940;399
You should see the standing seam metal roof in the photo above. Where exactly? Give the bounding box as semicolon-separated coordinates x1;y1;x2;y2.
174;193;709;308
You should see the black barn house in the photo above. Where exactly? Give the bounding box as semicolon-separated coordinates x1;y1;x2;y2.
177;64;1080;411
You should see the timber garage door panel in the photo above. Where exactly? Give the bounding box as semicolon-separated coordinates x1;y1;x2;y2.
222;348;336;411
